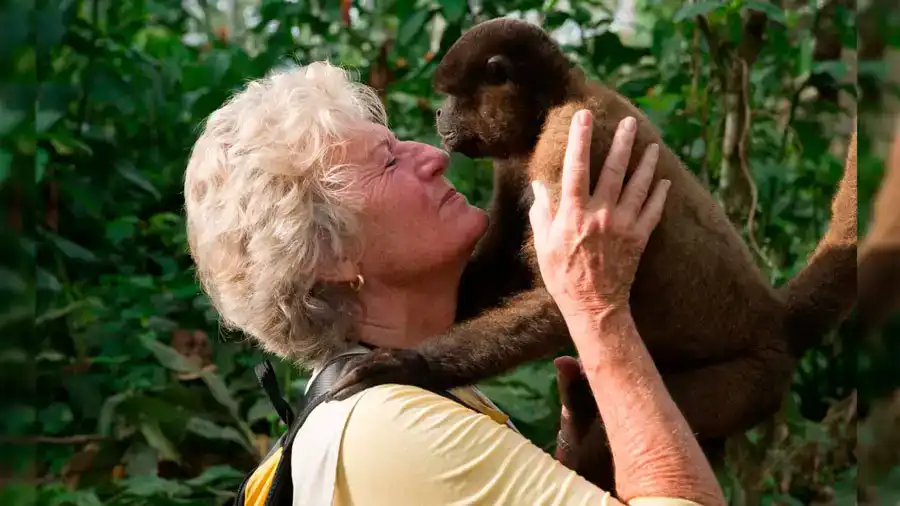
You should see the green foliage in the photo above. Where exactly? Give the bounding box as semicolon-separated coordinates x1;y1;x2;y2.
0;0;891;504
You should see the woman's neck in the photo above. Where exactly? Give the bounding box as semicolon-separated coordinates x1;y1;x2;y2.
355;272;460;350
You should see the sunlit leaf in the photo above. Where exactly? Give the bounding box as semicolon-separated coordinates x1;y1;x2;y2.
200;370;240;419
186;417;255;455
440;0;467;23
117;161;162;200
742;0;786;24
184;465;245;487
139;333;199;375
139;419;182;464
39;402;73;434
673;1;726;22
97;391;133;437
398;9;433;47
35;110;63;133
117;474;190;497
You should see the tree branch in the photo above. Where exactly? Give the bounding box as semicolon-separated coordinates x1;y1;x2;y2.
0;435;105;445
696;15;725;69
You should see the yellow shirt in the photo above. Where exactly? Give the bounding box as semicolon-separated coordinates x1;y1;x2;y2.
332;384;705;506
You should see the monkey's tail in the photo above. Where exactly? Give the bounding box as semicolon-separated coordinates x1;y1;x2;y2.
779;131;858;358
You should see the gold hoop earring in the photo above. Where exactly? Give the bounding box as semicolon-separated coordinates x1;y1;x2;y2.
349;274;365;292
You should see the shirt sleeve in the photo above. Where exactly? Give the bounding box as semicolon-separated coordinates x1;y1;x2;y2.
335;384;706;506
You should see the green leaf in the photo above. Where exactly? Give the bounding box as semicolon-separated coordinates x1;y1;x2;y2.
118;474;191;497
0;148;12;185
440;0;467;23
46;130;93;156
184;465;245;487
106;216;139;245
35;147;48;183
2;404;36;434
812;60;849;80
399;9;433;47
122;441;159;477
0;267;26;292
35;109;63;133
35;4;67;55
200;369;241;419
97;391;133;437
0;100;26;137
247;397;274;423
186;417;254;455
39;402;73;434
673;1;726;22
139;419;182;464
117;161;161;200
139;333;199;374
46;233;97;262
742;0;786;24
47;490;104;506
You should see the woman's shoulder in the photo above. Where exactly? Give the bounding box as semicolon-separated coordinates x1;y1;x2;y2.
337;384;604;505
337;384;708;506
344;383;484;433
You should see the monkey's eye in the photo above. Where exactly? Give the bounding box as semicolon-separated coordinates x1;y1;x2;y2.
386;158;397;168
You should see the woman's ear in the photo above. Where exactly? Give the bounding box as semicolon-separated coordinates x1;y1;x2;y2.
318;258;359;284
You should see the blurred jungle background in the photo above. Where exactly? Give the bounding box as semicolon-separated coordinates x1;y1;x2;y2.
2;0;899;504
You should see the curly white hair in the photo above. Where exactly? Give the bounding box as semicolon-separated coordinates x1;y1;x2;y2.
184;60;387;368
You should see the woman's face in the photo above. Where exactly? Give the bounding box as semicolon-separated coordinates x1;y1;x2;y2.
346;123;489;284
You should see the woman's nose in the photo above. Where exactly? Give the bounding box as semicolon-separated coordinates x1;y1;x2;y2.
414;143;450;179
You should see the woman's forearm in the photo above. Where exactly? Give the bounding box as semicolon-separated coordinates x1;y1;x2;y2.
561;304;725;505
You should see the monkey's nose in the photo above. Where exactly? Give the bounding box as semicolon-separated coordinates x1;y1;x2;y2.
435;108;442;118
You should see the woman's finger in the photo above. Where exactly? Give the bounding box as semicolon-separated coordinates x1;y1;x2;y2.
635;179;671;239
617;143;660;220
560;110;594;211
591;116;637;210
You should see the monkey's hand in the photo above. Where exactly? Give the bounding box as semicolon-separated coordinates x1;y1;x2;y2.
554;356;599;468
330;348;434;401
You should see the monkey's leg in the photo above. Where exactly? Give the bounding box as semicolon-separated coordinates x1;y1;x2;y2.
660;348;796;441
858;245;900;336
332;287;571;399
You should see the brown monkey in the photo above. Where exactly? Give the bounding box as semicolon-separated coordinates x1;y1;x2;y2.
859;123;900;335
332;18;858;487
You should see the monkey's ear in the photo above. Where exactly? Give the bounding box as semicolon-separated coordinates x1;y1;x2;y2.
485;55;513;84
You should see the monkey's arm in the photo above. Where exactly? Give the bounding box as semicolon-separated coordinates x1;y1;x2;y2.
332;287;571;399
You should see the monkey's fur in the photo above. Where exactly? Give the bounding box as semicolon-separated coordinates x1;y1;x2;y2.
859;127;900;335
333;18;858;487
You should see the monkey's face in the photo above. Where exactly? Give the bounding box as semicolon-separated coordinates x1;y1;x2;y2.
434;55;553;159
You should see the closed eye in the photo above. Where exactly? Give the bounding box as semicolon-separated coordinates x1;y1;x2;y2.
386;158;397;168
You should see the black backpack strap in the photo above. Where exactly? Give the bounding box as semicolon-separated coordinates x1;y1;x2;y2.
259;351;368;506
254;360;295;427
238;345;486;506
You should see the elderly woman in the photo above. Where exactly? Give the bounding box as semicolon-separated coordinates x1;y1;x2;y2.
184;61;725;506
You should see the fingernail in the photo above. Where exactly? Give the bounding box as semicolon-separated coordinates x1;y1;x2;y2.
623;116;636;131
580;110;592;126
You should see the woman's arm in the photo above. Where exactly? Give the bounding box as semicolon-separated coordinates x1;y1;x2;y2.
563;306;723;505
529;111;725;505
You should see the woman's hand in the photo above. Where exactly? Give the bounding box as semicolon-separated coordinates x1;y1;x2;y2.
528;111;669;317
